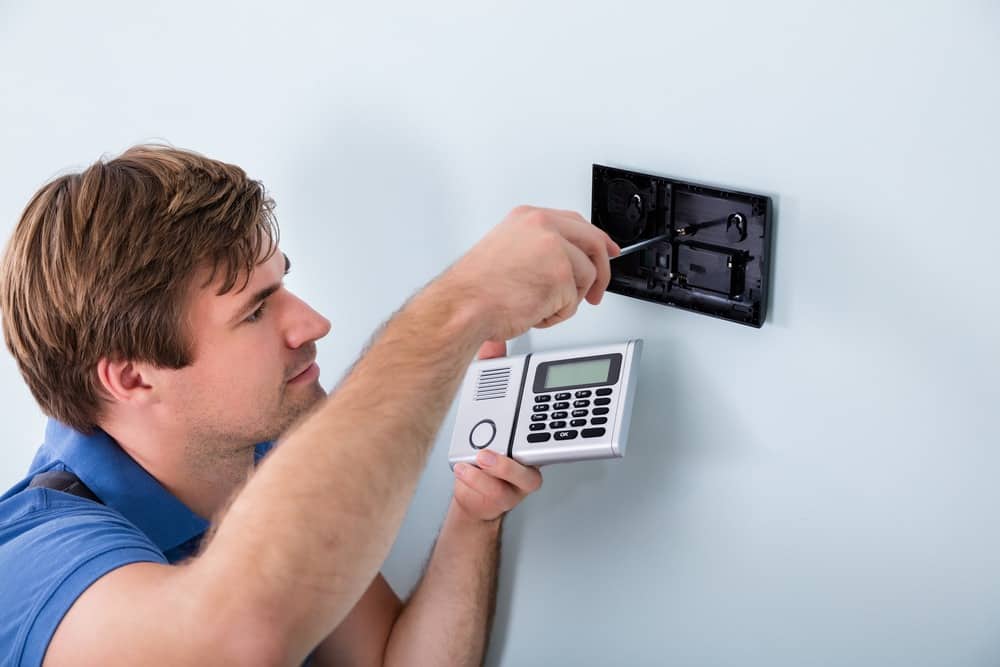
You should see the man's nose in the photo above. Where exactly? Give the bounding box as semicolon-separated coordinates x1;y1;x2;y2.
284;293;332;349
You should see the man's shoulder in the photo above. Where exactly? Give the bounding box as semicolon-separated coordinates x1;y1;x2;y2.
1;478;145;546
0;475;167;666
1;463;111;538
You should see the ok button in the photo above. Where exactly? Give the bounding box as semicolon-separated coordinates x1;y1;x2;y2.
469;419;497;449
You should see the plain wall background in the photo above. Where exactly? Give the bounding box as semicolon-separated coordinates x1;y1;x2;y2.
2;1;998;665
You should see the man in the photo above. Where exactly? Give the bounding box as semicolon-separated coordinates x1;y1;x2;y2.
0;144;619;665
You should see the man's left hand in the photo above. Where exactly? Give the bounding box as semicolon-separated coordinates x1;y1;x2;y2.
451;340;543;523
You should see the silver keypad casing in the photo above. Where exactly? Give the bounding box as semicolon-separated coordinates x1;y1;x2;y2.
448;339;642;468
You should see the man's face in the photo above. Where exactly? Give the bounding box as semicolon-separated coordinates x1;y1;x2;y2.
157;248;332;451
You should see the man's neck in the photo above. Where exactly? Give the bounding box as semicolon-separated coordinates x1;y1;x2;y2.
101;420;257;521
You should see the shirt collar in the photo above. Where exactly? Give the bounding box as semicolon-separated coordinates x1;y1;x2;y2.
32;420;210;554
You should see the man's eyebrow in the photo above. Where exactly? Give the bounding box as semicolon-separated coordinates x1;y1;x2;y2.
230;253;291;324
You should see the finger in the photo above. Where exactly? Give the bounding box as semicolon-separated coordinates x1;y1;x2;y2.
566;238;597;303
547;239;595;323
545;211;614;305
537;277;581;329
535;312;568;329
553;210;612;305
454;463;520;512
524;206;620;259
582;235;611;306
477;339;507;360
536;267;581;328
547;209;620;266
452;476;496;518
475;451;543;494
607;236;622;257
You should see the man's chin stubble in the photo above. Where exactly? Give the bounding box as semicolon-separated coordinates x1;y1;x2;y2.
273;381;328;441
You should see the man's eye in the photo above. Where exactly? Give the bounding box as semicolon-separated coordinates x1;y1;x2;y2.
245;302;267;323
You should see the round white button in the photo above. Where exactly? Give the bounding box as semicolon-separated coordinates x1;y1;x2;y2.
469;419;497;449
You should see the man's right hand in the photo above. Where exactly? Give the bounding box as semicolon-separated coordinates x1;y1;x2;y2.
441;206;622;341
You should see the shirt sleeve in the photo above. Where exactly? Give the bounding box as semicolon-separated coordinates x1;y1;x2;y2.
0;491;167;667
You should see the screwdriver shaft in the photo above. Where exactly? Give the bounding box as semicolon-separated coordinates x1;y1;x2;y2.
612;234;670;259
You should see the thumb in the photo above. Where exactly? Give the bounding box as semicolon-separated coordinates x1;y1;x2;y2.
476;339;507;360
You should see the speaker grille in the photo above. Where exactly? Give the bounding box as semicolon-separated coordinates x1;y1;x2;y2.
475;367;511;400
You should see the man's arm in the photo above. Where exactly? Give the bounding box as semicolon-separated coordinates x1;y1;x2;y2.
311;503;501;667
379;340;544;666
313;454;542;667
384;501;503;666
310;573;403;666
45;207;617;665
46;276;487;666
312;342;541;667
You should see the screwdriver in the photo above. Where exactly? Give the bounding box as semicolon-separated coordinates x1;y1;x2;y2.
611;234;670;260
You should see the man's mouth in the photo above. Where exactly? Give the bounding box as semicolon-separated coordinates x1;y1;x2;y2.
287;360;318;383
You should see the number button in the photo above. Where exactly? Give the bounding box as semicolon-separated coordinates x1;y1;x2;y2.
549;420;567;429
529;423;546;431
535;394;552;403
575;390;592;398
573;399;590;408
531;413;547;422
570;419;587;427
555;392;571;400
551;411;568;419
553;402;570;410
571;409;588;418
532;404;548;413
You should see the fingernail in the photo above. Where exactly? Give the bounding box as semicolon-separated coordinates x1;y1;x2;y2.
477;450;497;466
454;463;468;477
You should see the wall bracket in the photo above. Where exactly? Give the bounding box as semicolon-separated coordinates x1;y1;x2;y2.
592;164;773;328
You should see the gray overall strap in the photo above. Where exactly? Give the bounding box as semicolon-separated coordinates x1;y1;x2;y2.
28;470;102;504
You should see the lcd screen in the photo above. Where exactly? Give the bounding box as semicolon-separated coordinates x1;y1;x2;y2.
542;358;612;390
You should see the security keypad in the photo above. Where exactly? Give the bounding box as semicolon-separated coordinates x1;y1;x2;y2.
449;340;643;467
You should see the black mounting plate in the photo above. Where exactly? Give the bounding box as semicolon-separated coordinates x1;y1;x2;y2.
591;164;773;328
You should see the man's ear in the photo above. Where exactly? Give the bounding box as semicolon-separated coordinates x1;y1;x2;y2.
96;358;156;405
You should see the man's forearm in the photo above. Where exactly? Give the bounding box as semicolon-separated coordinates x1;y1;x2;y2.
385;499;503;667
189;277;489;661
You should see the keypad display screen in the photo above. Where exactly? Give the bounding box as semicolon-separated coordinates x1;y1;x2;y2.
542;358;612;390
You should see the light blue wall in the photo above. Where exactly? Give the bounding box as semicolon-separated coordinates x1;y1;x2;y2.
1;2;998;665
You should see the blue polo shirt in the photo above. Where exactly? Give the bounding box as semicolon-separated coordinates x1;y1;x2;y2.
0;420;273;666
